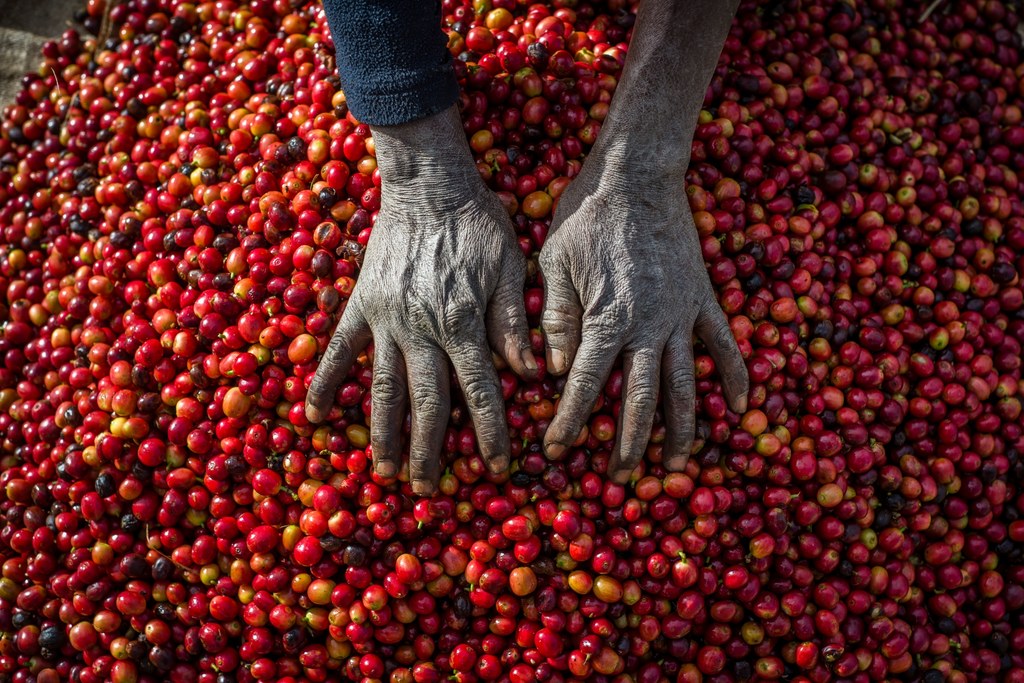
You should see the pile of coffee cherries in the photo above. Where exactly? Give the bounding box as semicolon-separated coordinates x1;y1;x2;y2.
0;0;1021;681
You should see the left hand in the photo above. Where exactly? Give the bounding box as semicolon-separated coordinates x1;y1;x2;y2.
538;171;748;484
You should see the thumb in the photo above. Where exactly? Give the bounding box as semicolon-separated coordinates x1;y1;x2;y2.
539;252;582;376
487;250;538;379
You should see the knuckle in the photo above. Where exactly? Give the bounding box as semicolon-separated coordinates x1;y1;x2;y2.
666;366;695;395
322;332;346;358
493;313;528;349
542;296;575;316
538;242;563;270
493;286;523;319
505;328;531;352
713;324;738;352
541;309;579;338
405;302;437;337
410;386;444;416
589;300;632;336
317;350;343;372
700;303;735;348
461;375;498;408
439;304;482;348
372;372;404;407
444;304;480;334
626;381;658;410
491;298;524;327
571;366;604;399
679;291;703;312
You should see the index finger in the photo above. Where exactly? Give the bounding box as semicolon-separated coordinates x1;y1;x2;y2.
543;328;622;459
306;301;372;423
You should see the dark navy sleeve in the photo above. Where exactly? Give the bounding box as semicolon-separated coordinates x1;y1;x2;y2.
321;0;459;126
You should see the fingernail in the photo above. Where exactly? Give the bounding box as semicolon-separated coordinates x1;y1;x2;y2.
376;462;396;478
550;348;565;373
488;456;509;475
546;442;565;459
305;405;322;423
411;481;435;496
522;348;538;374
611;470;631;485
737;392;748;413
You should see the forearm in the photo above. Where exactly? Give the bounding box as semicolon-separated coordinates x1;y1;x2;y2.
321;0;458;126
587;0;740;186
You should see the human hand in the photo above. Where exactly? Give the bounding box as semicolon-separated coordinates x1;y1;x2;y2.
536;0;745;484
305;106;536;495
539;172;748;484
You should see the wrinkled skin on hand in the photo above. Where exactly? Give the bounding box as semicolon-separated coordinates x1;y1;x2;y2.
538;0;747;484
305;106;536;495
539;170;749;484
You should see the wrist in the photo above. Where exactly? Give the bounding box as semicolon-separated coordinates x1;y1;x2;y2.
574;0;737;194
371;105;485;206
576;138;690;201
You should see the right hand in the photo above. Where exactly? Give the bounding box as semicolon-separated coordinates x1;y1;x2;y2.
539;165;748;483
304;106;536;495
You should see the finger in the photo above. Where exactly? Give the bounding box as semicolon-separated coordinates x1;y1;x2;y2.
543;330;620;459
403;341;450;496
661;327;696;472
538;252;583;376
608;346;661;484
306;301;372;423
487;250;538;380
695;300;748;413
369;336;407;479
448;327;513;477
